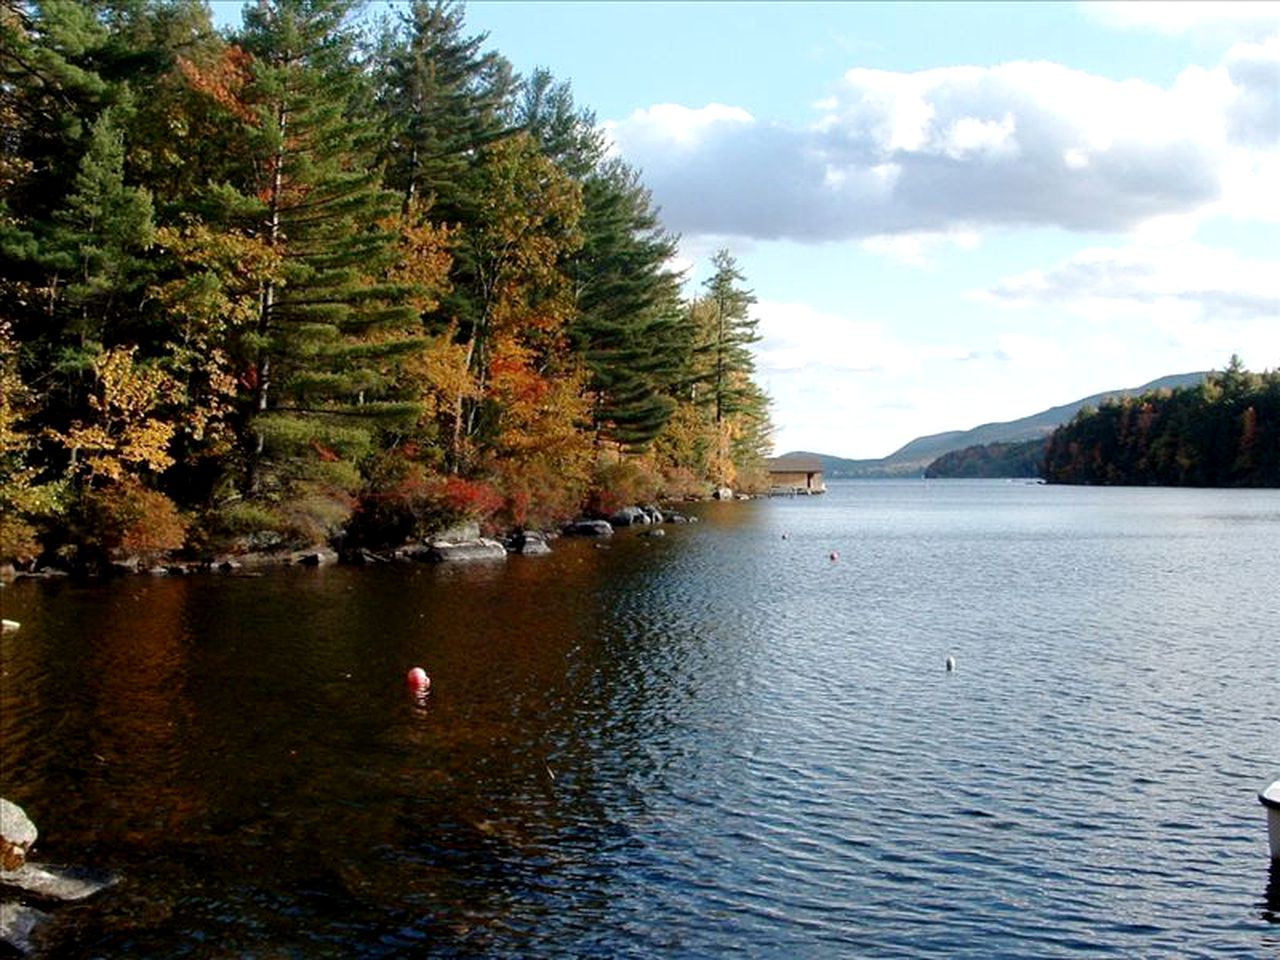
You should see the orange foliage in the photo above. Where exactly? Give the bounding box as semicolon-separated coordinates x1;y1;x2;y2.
177;46;257;123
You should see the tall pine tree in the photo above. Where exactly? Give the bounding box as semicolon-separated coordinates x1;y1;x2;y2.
230;0;421;499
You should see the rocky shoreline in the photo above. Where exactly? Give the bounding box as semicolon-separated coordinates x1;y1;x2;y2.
0;501;708;584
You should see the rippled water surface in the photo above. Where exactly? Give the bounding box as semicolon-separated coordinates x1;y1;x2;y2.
2;480;1278;958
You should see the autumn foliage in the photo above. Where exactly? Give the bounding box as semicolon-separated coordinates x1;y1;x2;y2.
0;0;773;568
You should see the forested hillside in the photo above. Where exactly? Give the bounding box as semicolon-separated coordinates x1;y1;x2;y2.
924;440;1045;479
0;0;772;568
1042;358;1278;487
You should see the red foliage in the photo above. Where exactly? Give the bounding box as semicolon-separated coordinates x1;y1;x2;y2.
441;476;504;519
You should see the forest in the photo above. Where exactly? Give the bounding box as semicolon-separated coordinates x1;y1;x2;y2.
0;0;773;570
923;439;1045;480
1042;358;1279;487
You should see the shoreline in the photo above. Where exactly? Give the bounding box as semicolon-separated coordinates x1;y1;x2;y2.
0;498;725;585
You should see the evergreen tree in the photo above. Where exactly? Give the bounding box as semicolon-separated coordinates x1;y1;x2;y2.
231;0;420;499
569;160;687;451
699;248;761;426
372;0;514;216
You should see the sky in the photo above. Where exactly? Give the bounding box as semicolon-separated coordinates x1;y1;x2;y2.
214;1;1280;460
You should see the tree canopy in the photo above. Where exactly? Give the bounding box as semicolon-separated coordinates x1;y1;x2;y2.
0;0;773;568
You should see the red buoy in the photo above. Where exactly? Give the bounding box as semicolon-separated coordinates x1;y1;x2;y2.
406;667;430;692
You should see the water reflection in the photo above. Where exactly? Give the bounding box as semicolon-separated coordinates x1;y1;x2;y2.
1265;861;1280;923
4;484;1280;958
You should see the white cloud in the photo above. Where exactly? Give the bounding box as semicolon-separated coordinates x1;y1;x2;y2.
859;229;981;267
1082;1;1280;39
979;242;1280;363
607;54;1252;243
752;300;916;376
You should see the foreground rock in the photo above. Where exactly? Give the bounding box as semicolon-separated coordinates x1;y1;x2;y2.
0;801;35;871
0;863;116;902
0;902;48;955
0;801;118;955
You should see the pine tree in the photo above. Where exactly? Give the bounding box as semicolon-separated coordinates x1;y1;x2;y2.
232;0;421;500
569;160;687;451
700;249;761;426
372;0;514;217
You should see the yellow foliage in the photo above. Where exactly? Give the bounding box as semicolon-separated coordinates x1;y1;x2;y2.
379;203;453;314
406;330;478;423
50;347;181;481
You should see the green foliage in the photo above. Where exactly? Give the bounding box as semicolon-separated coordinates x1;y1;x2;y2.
925;439;1047;479
1043;358;1279;487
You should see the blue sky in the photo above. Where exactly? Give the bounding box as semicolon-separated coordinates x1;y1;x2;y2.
215;1;1280;459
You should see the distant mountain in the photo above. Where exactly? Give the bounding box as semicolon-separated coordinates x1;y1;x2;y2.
782;372;1208;478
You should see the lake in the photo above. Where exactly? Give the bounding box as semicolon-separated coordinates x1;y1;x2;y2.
2;480;1278;958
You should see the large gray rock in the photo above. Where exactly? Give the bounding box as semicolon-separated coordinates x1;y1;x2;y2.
426;538;507;563
0;863;116;902
609;506;651;527
511;532;552;556
563;519;613;537
0;901;49;955
0;801;35;871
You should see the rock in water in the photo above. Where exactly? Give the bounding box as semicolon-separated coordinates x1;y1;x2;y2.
0;620;18;635
563;519;613;537
0;800;36;871
0;863;117;902
0;901;50;955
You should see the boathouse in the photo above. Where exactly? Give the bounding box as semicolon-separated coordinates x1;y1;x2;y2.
766;454;826;495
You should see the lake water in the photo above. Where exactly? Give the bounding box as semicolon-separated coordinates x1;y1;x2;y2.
2;480;1278;958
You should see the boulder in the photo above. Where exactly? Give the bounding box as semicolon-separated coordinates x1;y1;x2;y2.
425;538;507;563
0;863;116;902
640;528;665;538
713;486;734;501
563;519;613;538
0;620;19;636
0;901;48;955
609;506;650;527
511;532;552;556
642;505;664;524
295;548;338;567
0;802;35;871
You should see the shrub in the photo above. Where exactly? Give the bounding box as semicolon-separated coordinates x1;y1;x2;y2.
346;460;505;547
56;480;188;567
584;459;663;518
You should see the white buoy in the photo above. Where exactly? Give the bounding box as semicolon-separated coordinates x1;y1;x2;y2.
945;656;956;672
1261;780;1280;862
